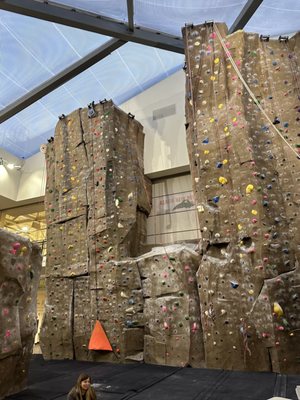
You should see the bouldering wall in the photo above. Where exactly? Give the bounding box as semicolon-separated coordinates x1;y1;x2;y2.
40;100;152;361
183;22;300;373
137;244;205;367
0;229;42;400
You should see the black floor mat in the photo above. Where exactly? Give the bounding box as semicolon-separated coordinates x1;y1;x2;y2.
5;356;300;400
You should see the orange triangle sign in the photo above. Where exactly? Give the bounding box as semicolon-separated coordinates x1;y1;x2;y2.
88;320;113;351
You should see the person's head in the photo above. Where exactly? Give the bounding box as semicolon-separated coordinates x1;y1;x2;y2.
74;373;96;400
77;373;91;392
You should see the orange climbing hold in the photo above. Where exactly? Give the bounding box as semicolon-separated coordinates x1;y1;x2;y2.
88;320;113;351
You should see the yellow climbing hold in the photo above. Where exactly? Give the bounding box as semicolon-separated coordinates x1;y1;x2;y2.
204;150;210;155
210;76;216;81
238;224;243;230
251;210;258;215
246;184;254;194
218;176;228;185
222;159;228;164
214;58;220;64
218;103;223;109
273;302;283;317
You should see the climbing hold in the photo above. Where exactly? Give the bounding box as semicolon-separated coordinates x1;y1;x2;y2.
218;176;228;185
246;184;254;194
273;302;283;317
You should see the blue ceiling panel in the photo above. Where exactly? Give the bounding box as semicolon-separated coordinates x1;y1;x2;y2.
52;0;128;21
0;9;111;103
244;0;300;36
0;74;27;111
134;0;248;36
0;101;57;158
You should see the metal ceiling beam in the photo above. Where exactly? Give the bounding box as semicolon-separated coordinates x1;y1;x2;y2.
127;0;134;32
0;38;125;123
0;0;184;53
229;0;263;34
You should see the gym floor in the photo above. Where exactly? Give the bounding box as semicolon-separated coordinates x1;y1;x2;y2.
6;355;300;400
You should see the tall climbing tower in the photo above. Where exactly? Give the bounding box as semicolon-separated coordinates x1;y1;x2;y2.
183;22;300;372
40;100;151;361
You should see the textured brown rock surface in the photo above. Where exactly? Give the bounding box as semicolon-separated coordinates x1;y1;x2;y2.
40;101;151;361
138;244;205;367
184;23;300;372
0;229;42;399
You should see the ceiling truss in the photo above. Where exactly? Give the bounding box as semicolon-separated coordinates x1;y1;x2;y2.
127;0;134;32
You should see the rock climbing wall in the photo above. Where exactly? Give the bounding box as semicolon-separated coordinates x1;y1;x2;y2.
40;100;151;361
137;245;205;367
183;22;300;373
0;229;42;400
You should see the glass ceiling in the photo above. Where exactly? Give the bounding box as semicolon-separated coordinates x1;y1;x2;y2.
0;0;299;158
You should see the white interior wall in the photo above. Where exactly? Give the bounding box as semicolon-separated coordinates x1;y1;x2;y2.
0;69;188;208
121;70;189;176
0;148;23;206
17;152;46;201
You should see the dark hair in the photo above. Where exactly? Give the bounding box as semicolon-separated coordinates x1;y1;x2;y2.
68;373;97;400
